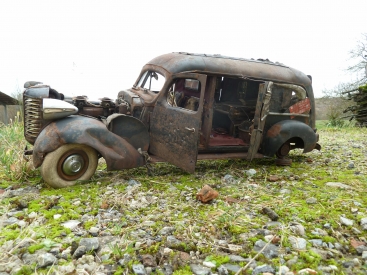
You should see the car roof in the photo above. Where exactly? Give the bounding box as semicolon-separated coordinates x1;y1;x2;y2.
147;52;312;88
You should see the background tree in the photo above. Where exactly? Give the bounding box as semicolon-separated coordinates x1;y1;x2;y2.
321;33;367;126
347;33;367;87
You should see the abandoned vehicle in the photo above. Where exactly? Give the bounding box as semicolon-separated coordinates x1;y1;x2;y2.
23;52;321;188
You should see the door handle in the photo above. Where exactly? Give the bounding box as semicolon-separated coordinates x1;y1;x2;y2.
185;127;195;133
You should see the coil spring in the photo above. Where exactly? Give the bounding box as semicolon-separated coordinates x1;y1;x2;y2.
24;96;42;144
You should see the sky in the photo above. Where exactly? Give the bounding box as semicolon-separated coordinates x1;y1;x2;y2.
0;0;366;100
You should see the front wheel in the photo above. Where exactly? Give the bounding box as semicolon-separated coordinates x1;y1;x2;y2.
40;144;98;188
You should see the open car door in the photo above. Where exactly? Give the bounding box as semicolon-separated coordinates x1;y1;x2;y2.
247;82;272;160
149;73;207;172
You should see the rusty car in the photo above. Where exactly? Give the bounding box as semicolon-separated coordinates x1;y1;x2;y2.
23;52;321;188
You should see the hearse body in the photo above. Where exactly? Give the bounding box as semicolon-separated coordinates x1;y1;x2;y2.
23;52;320;188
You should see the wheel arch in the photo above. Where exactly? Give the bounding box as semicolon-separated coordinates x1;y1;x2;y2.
262;120;319;157
33;115;146;170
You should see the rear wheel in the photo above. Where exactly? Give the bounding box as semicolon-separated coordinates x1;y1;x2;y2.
275;141;292;166
41;144;98;188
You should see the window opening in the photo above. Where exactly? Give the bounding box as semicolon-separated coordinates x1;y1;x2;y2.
167;78;201;112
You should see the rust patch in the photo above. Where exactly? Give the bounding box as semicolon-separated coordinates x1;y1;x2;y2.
266;123;282;138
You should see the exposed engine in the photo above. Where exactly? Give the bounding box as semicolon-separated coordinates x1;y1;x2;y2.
23;82;143;145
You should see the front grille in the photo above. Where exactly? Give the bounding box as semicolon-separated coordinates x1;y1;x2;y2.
24;96;42;144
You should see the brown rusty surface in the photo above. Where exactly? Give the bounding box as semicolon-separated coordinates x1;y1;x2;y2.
196;185;219;203
143;53;316;130
32;115;145;170
266;123;282;138
148;73;207;173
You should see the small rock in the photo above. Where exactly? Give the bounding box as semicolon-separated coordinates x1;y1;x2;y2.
353;258;360;266
73;245;87;258
217;265;229;275
27;211;37;218
254;240;279;259
163;247;173;255
228;255;246;262
252;264;275;275
132;264;147;275
325;182;352;189
347;162;355;169
290;223;305;236
279;265;289;275
79;237;99;251
342;261;354;268
141;254;157;267
203;261;216;268
245;169;256;177
352;227;361;234
228;244;243;253
89;227;99;237
340;216;354;226
279;189;291;194
298;268;317;274
323;223;331;229
166;236;181;247
309;239;323;247
128;179;141;186
356;245;367;254
159;226;175;235
57;262;76;273
3;217;19;226
222;264;241;273
161;264;173;275
221;174;237;184
53;214;62;220
306;197;317;204
362;251;367;260
262;207;279;221
17;220;27;228
288;236;307;250
269;175;280;182
190;264;211;275
61;220;81;230
37;252;57;268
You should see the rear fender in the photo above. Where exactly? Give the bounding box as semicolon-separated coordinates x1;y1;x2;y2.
262;120;320;157
33;115;146;170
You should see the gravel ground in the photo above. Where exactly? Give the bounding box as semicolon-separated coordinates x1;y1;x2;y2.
0;127;367;275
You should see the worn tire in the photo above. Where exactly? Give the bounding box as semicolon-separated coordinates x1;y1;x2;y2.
40;144;98;188
275;157;292;166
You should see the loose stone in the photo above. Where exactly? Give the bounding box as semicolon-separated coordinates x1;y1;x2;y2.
340;216;354;226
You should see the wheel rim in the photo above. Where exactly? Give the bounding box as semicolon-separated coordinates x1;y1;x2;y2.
276;142;291;158
57;149;89;181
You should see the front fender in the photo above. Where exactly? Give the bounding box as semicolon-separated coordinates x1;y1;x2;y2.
262;120;320;157
33;115;145;170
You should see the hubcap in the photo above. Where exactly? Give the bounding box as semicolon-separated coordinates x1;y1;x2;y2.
62;154;85;176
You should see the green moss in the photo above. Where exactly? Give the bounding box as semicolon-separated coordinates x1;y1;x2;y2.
83;220;97;230
300;250;321;267
205;255;230;267
322;236;336;243
14;265;33;275
28;243;44;254
172;265;192;275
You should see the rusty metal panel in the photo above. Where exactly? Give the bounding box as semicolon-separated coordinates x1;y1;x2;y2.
106;114;149;151
32;115;145;170
149;73;207;173
247;82;271;160
289;98;311;118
